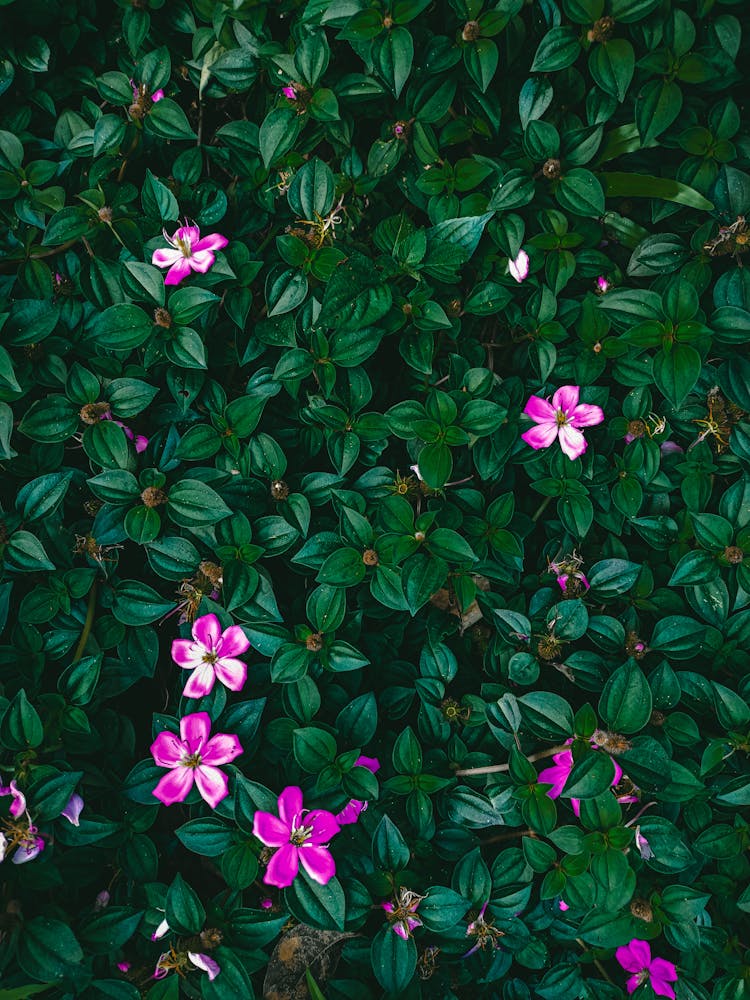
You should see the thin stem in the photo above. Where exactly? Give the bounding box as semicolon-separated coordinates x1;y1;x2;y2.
624;801;657;828
71;580;98;664
480;828;532;845
455;744;569;777
0;237;82;271
531;494;553;523
576;939;614;985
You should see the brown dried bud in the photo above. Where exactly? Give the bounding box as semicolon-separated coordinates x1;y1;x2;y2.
625;631;647;660
198;561;223;586
649;710;665;726
98;206;113;223
592;342;603;354
446;298;462;318
724;545;744;564
128;101;145;120
83;498;103;517
199;928;223;950
462;20;481;41
588;16;615;43
630;898;653;922
627;419;647;439
592;729;631;754
23;343;44;360
270;479;290;501
305;632;324;652
537;635;563;660
79;402;110;425
542;159;561;180
363;548;379;566
154;307;172;328
402;303;413;315
141;486;168;508
383;14;393;28
414;530;426;542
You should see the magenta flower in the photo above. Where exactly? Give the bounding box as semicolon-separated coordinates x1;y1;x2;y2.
596;275;610;293
0;780;26;818
260;897;273;910
150;712;242;809
538;742;622;817
559;900;569;911
253;786;340;888
171;613;251;699
117;961;131;973
335;755;380;826
508;249;530;283
152;224;228;286
557;573;589;593
130;78;164;102
522;385;605;461
282;84;298;100
616;940;677;998
382;888;423;940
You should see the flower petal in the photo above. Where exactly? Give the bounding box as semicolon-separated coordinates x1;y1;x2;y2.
335;800;365;825
264;843;299;887
625;974;641;995
188;249;216;274
175;225;200;246
253;811;290;847
508;249;529;282
558;423;587;460
192;233;228;253
393;922;408;940
171;639;205;668
182;663;216;699
180;712;211;752
164;257;193;286
277;786;304;826
188;952;220;981
150;731;185;768
61;793;84;826
523;395;556;423
194;765;229;809
152;248;182;268
571;403;605;428
299;844;336;884
12;838;44;864
306;810;341;844
193;613;221;650
216;624;251;658
552;385;580;414
616;940;651;974
202;732;243;766
151;918;170;940
355;755;380;773
153;767;194;806
135;435;149;453
212;657;247;692
649;958;678;987
538;763;569;799
522;422;559;451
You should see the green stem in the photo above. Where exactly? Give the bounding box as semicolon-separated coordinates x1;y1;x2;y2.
455;744;568;777
72;580;98;664
531;494;553;523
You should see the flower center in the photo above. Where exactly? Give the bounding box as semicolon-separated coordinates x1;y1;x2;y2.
176;236;192;258
290;820;313;846
555;409;568;427
202;651;218;664
181;752;202;769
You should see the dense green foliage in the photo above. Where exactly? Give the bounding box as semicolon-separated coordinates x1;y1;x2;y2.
1;0;750;996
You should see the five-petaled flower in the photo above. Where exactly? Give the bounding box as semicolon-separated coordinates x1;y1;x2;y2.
171;613;251;699
253;786;340;888
615;939;678;998
538;740;622;816
335;755;380;826
152;224;228;286
382;887;424;940
522;385;605;461
150;712;242;809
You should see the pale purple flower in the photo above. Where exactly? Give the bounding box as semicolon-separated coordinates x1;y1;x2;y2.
282;85;298;100
508;249;530;283
9;829;44;865
635;826;653;859
0;780;26;818
188;952;220;981
95;890;110;910
171;613;251;699
538;740;622;816
335;755;380;826
150;712;243;809
521;385;605;461
615;940;677;998
660;441;683;455
152;224;228;286
253;786;340;888
61;793;84;826
596;275;610;293
382;889;423;940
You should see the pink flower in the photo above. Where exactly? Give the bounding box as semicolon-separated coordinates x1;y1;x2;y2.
171;613;251;699
253;786;340;888
150;712;242;809
260;897;273;910
117;961;131;973
335;755;380;826
382;889;423;940
130;79;164;103
615;940;677;998
596;275;610;293
61;793;84;826
508;249;530;283
282;85;298;100
95;890;110;910
0;780;26;819
635;826;653;859
152;224;228;286
521;385;605;461
538;742;622;816
559;900;569;911
557;573;589;593
188;952;220;981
